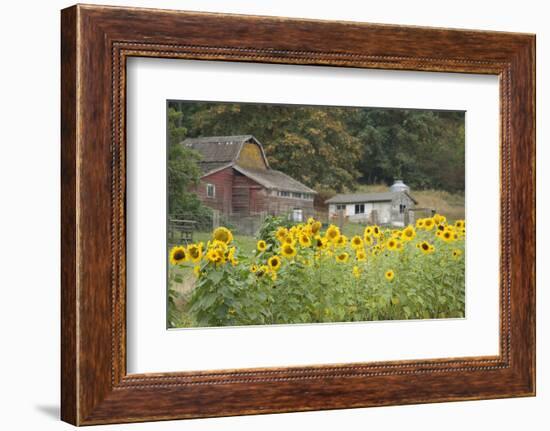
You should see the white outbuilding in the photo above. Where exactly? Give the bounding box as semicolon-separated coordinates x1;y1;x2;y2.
325;180;417;227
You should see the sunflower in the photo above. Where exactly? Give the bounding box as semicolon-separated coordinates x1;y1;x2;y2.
423;218;435;230
352;266;362;279
402;225;416;241
452;249;462;258
205;248;224;264
275;227;289;242
372;225;381;237
302;224;313;237
351;235;363;249
441;230;454;243
455;219;466;229
281;243;297;258
283;235;296;246
418;241;433;254
187;243;203;263
169;246;187;265
256;265;269;277
301;257;312;267
387;238;398;250
356;249;367;261
268;255;282;271
416;218;425;229
209;239;228;251
336;252;349;263
385;269;395;281
299;234;312;248
257;240;267;252
335;234;348;247
364;234;373;246
212;226;233;244
311;220;322;235
314;235;327;249
391;230;402;239
193;265;201;278
326;225;340;242
395;241;404;252
364;226;373;237
250;264;258;273
434;214;446;225
227;247;238;266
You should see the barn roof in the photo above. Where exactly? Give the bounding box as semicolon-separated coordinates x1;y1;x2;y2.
180;135;269;175
234;165;317;194
325;191;417;205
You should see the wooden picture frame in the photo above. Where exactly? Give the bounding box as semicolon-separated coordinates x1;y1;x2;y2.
61;4;535;425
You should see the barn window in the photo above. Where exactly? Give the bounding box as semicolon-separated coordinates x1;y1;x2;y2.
336;204;346;211
278;191;290;197
292;192;302;199
355;204;365;214
399;204;406;214
206;183;216;198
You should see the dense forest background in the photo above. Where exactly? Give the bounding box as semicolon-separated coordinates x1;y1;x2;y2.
167;101;465;215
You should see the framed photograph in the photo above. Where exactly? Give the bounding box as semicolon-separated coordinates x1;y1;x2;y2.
61;4;535;425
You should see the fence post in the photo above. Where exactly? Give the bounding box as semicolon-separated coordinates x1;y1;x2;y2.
371;209;379;225
338;209;345;230
212;209;220;229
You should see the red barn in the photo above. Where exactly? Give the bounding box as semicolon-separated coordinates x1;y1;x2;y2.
181;135;316;220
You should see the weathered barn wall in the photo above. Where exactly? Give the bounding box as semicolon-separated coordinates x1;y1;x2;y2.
198;167;234;214
232;171;264;214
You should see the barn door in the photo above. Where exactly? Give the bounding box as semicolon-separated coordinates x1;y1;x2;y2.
232;186;250;215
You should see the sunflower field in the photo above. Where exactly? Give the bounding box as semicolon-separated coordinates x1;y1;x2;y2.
168;215;465;328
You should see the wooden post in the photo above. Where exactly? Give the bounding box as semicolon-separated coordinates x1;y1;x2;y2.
338;209;345;230
212;209;220;229
371;209;378;225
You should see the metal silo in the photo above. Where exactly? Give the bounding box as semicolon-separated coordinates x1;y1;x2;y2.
389;179;410;193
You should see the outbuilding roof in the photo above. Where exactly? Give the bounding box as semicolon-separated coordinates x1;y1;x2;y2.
325;191;417;205
234;165;317;194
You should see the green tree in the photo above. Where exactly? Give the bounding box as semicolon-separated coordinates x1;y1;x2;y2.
354;109;465;192
167;107;211;221
167;102;465;194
